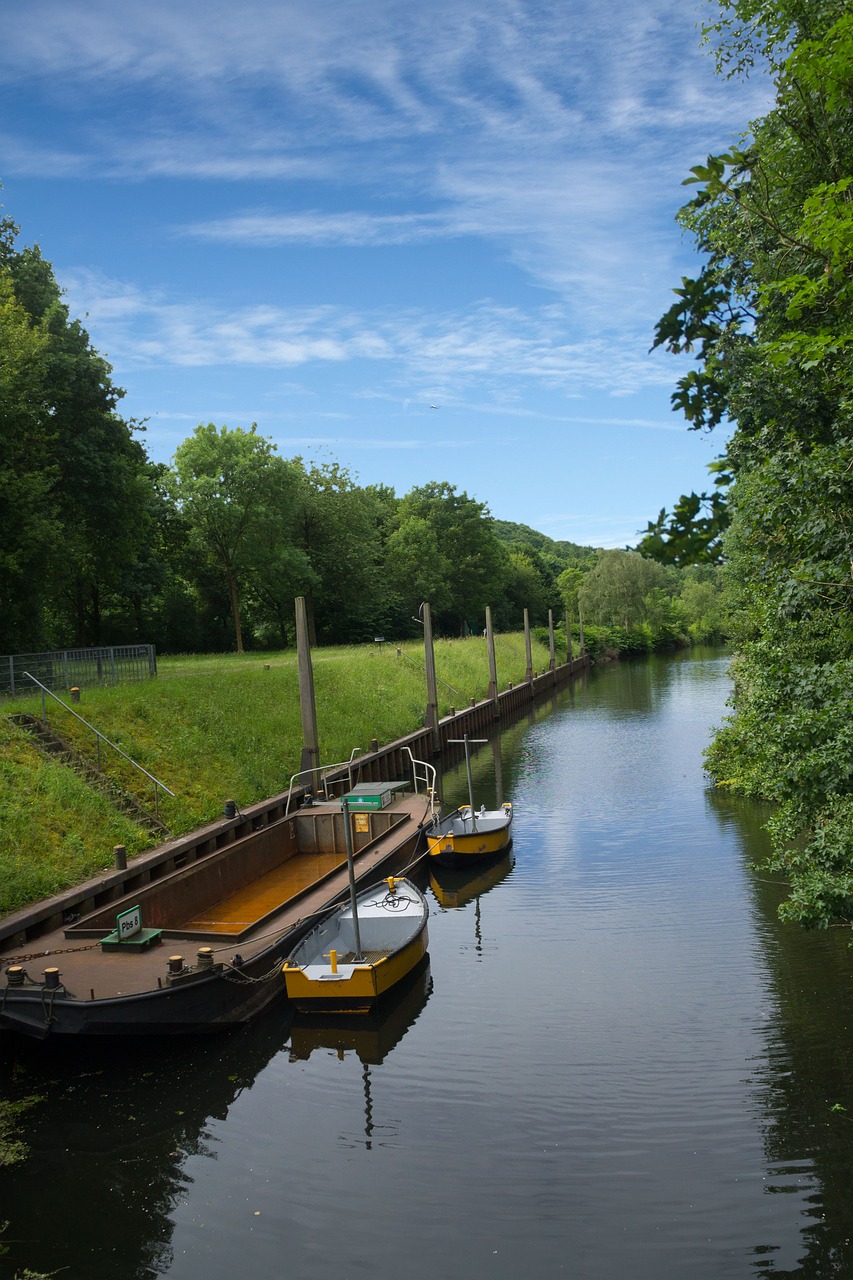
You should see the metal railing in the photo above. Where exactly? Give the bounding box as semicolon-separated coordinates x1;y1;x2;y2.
284;745;437;819
23;672;175;822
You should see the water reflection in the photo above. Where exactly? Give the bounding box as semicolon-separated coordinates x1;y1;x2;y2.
705;786;853;1278
288;965;433;1151
430;854;515;958
4;650;853;1280
0;1008;292;1278
288;963;433;1067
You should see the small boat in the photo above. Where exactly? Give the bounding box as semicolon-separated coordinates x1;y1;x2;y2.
282;876;429;1013
426;803;513;866
426;733;513;867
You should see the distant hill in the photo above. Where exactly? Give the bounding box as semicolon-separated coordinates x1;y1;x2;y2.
491;520;598;566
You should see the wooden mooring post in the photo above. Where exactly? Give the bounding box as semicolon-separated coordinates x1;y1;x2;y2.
422;601;441;755
295;596;321;793
485;606;500;718
523;608;533;687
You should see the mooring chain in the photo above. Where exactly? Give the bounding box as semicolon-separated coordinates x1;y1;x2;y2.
0;941;102;966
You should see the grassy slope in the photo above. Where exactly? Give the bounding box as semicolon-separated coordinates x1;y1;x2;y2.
0;634;553;916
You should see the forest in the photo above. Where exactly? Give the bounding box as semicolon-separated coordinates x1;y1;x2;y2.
0;206;724;661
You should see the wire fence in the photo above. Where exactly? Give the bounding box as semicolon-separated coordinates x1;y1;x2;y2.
1;645;157;697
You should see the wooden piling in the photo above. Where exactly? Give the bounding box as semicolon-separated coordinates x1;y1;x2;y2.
295;596;321;792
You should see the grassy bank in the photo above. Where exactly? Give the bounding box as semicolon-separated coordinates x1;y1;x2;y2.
0;633;553;916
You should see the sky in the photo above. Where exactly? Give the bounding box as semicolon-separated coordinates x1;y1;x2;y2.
1;0;770;548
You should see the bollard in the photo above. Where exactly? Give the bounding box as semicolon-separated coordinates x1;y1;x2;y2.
5;966;25;987
70;687;80;703
224;799;237;820
168;955;184;975
196;947;215;970
113;843;127;871
43;967;61;989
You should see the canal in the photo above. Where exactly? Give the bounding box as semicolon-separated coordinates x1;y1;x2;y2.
3;649;853;1279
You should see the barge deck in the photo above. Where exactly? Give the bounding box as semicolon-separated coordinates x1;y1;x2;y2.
0;791;432;1038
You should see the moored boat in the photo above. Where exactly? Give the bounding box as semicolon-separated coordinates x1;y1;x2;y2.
282;876;429;1014
0;754;436;1039
426;802;513;866
425;731;513;867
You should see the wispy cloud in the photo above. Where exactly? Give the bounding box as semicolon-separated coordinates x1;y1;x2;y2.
64;269;677;397
184;210;461;247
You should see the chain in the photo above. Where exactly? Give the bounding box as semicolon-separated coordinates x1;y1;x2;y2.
0;942;102;965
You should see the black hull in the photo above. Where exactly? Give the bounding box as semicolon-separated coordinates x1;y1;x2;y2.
0;934;299;1040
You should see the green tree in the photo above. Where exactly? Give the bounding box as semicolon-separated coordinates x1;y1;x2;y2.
293;459;385;644
397;482;507;633
170;424;303;652
0;272;58;651
0;214;153;649
579;551;671;631
656;0;853;926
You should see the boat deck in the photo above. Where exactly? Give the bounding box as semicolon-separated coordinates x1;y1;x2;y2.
0;793;431;1002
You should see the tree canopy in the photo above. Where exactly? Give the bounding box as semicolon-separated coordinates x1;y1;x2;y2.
655;0;853;927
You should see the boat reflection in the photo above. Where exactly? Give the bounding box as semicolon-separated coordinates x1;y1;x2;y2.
429;850;515;910
287;960;433;1066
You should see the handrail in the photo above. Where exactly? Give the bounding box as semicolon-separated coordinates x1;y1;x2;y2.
284;754;365;818
23;671;175;820
284;745;438;819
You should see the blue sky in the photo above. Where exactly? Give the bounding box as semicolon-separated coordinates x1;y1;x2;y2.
1;0;769;548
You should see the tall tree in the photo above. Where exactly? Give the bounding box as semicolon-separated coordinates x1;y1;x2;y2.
397;482;507;633
0;214;152;649
579;551;672;632
170;424;304;653
655;1;853;926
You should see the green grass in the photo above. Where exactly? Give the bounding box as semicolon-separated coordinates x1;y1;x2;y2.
1;634;553;916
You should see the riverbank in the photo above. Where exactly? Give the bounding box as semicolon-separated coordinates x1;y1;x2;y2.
0;633;557;916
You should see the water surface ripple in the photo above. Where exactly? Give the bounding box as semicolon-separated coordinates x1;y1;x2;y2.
3;650;853;1280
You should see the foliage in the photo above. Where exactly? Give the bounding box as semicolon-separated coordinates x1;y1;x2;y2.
396;483;508;634
638;461;732;566
579;550;675;632
0;215;151;651
170;424;307;653
656;0;853;926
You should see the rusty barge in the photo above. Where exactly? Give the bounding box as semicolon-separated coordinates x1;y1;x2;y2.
0;771;433;1040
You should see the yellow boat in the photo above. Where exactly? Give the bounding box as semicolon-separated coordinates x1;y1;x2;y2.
426;731;513;867
282;877;429;1013
426;802;513;867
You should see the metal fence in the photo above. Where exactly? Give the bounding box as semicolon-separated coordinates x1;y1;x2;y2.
1;645;157;697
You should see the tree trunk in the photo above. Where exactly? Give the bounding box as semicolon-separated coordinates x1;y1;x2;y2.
225;563;244;653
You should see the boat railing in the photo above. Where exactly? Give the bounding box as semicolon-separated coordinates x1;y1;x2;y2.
22;671;176;821
284;746;438;819
284;749;367;817
401;746;439;816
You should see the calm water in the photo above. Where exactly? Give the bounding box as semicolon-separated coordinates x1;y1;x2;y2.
3;650;853;1279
